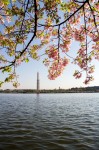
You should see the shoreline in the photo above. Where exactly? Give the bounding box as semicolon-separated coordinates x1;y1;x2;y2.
0;86;99;94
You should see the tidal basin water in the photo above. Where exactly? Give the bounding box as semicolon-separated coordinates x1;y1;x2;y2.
0;93;99;150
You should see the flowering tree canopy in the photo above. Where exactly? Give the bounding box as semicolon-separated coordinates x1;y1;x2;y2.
0;0;99;87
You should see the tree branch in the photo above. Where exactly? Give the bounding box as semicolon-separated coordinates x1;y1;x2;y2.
39;0;88;27
19;0;37;57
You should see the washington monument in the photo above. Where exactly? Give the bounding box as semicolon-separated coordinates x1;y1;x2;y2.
37;72;40;94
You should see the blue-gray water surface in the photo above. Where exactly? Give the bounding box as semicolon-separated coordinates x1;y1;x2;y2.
0;93;99;150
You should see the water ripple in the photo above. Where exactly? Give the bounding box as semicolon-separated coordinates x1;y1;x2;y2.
0;93;99;150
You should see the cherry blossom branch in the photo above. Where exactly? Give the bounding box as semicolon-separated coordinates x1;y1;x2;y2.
83;5;88;75
39;0;88;27
87;1;99;34
0;0;38;70
19;0;29;35
19;0;37;57
58;25;60;61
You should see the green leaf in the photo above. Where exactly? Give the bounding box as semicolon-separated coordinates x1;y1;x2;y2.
25;58;29;63
3;0;9;5
56;18;59;24
2;67;12;73
0;81;4;87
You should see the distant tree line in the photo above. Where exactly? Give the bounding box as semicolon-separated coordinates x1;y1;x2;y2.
0;86;99;93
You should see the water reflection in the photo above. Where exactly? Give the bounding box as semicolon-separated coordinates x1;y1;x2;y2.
0;93;99;150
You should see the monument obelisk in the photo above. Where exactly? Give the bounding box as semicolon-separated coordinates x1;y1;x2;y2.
37;72;40;94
